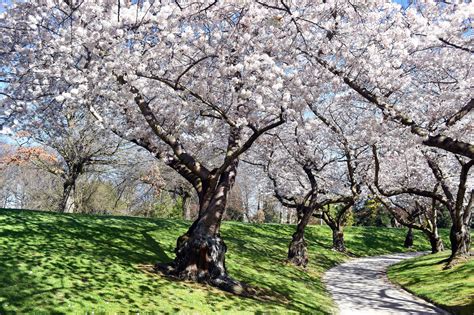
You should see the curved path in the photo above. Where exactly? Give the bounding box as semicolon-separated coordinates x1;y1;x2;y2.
323;252;449;315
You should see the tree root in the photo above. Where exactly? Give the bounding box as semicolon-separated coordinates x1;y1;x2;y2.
154;262;256;297
443;254;470;270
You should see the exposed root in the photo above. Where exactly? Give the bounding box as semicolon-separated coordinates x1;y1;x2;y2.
153;233;257;297
287;236;309;268
443;255;470;270
155;262;259;297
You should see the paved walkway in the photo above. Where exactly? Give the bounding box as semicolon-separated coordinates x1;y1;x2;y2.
323;252;449;315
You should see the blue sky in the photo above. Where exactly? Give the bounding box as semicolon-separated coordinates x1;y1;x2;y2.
393;0;411;8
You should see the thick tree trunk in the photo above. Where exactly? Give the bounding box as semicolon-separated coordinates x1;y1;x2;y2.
332;227;346;252
156;160;253;295
287;207;311;267
404;227;414;248
448;223;471;263
446;199;472;267
158;198;237;290
172;222;228;282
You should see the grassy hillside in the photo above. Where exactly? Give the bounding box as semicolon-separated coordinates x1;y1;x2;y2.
388;252;474;315
0;208;441;314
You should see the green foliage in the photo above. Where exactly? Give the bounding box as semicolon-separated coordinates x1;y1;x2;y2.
354;198;392;227
264;210;279;223
388;252;474;315
152;194;183;219
0;208;445;314
77;180;123;214
437;208;453;229
225;206;245;222
344;210;354;227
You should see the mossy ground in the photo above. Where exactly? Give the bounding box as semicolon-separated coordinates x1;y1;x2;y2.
0;208;442;314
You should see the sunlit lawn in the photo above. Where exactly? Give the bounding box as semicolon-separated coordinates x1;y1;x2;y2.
388;251;474;315
0;208;439;314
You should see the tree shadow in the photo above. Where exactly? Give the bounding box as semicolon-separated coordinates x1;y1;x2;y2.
0;209;186;313
0;209;338;313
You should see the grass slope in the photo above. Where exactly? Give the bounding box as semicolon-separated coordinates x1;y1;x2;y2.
388;252;474;315
0;208;440;314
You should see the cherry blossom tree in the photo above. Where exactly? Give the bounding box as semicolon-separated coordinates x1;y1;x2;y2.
263;100;370;266
259;0;472;264
0;1;292;291
371;144;446;253
2;0;472;288
371;138;472;264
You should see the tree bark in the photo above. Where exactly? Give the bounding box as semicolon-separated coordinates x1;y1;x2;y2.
404;227;414;248
332;226;346;252
447;190;472;265
156;160;253;295
286;208;292;224
287;207;311;267
448;223;471;263
182;191;191;220
60;180;75;213
425;206;444;254
427;231;444;254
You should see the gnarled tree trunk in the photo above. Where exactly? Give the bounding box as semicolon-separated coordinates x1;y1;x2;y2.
404;227;414;248
321;204;349;253
287;206;311;267
156;160;253;295
332;226;346;252
449;223;471;262
446;198;472;266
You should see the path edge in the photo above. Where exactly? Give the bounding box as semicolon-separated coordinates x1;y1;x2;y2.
322;252;450;315
387;254;460;315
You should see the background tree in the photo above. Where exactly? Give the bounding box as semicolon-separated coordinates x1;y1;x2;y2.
285;0;472;263
0;143;60;209
263;101;370;266
371;139;471;265
254;0;471;264
372;144;446;253
15;110;123;213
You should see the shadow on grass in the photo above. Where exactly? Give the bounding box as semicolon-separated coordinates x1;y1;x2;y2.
0;208;454;314
389;252;473;315
0;209;338;314
0;209;188;313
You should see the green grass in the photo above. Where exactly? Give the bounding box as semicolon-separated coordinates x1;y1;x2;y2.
388;251;474;315
0;208;441;314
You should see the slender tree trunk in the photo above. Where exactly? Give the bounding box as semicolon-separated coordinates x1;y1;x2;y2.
182;192;191;220
391;217;401;228
427;207;444;254
427;231;444;254
331;225;346;252
404;227;414;248
287;207;311;267
60;181;75;213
